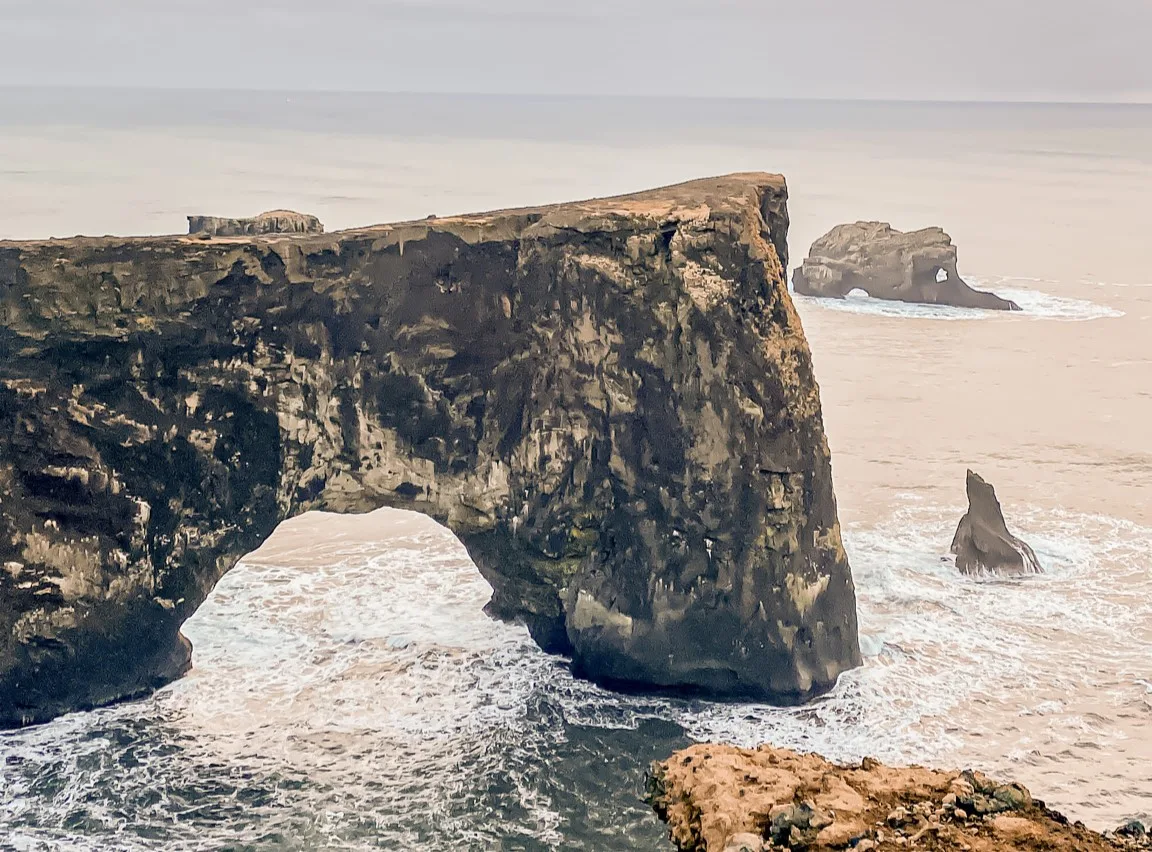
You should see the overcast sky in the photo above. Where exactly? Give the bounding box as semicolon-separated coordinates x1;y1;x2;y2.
2;0;1149;101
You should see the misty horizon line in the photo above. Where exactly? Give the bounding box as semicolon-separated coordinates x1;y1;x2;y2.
3;83;1151;108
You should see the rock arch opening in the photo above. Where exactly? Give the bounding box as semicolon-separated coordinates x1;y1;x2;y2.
792;221;1021;310
181;507;514;724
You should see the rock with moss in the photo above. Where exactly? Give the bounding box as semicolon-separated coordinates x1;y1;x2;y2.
649;744;1145;850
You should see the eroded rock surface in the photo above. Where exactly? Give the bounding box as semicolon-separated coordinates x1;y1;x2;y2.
792;222;1019;311
187;209;323;237
647;744;1149;850
0;173;860;727
951;470;1042;575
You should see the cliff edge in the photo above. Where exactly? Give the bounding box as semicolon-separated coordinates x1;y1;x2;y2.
0;173;860;727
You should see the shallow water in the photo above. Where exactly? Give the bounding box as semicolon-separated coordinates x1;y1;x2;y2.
1;91;1150;849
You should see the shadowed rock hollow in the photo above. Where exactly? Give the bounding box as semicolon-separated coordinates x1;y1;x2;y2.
792;222;1019;311
0;173;861;727
951;470;1043;575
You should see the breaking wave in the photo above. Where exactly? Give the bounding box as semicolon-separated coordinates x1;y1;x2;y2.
792;275;1125;321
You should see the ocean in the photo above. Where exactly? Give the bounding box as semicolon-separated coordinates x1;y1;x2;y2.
1;89;1150;850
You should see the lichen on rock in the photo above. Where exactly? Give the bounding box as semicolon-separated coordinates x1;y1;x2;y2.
0;173;860;727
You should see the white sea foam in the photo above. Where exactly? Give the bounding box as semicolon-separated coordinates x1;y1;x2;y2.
186;506;1152;827
2;505;1149;847
792;276;1125;321
677;505;1152;775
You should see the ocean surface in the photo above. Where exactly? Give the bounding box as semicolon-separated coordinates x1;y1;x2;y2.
1;89;1151;850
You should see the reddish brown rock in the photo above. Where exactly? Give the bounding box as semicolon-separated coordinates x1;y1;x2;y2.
647;744;1147;850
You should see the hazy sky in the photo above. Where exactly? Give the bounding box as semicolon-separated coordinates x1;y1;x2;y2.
2;0;1150;101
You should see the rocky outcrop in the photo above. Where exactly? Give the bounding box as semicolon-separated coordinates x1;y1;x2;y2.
792;222;1019;311
951;470;1042;575
647;744;1150;850
0;173;860;727
187;209;323;237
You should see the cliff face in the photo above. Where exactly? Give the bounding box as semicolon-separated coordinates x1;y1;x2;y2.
0;173;859;727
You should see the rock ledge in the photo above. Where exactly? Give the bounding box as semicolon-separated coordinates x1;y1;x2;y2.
187;209;323;237
648;744;1149;851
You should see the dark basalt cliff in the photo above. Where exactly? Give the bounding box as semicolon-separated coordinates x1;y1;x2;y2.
0;173;860;727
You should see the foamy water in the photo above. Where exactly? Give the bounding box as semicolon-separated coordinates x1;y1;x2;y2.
792;276;1126;321
1;92;1151;849
2;506;1148;849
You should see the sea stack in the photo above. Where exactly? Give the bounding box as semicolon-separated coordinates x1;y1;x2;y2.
951;470;1043;575
792;221;1019;311
187;209;324;237
0;173;861;727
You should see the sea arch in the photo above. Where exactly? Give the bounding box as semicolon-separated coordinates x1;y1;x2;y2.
0;174;860;727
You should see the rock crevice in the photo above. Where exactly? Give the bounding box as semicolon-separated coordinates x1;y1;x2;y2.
0;173;860;727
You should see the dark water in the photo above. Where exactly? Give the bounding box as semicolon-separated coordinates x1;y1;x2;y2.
0;518;695;850
2;704;685;850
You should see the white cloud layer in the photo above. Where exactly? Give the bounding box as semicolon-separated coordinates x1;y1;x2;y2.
1;0;1149;101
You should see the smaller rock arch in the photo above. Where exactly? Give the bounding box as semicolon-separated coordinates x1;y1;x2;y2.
792;221;1020;310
